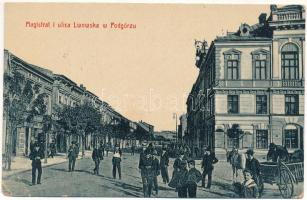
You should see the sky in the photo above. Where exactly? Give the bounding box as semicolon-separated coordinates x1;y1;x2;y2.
4;3;271;131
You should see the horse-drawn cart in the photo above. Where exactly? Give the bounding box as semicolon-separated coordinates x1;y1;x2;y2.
259;160;304;198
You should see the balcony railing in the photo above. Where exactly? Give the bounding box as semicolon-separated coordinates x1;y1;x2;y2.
213;79;304;88
277;12;302;21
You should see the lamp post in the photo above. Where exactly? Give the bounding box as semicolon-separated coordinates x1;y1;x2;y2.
173;113;178;144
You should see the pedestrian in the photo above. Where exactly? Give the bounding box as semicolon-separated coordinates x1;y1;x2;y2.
160;149;170;184
29;137;36;154
68;141;78;172
49;141;56;158
99;143;105;157
131;145;135;156
173;150;185;178
176;160;188;198
139;142;149;197
230;147;245;183
241;169;259;198
105;143;109;157
112;149;122;179
245;149;261;186
187;159;202;198
92;147;101;175
152;150;160;195
147;142;154;155
140;150;155;197
29;142;44;185
201;147;218;189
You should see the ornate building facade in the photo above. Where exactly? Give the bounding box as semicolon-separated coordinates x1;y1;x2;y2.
186;5;305;152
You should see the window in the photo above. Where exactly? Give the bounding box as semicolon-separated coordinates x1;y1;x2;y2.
285;129;298;149
228;95;239;113
255;60;267;79
285;95;299;115
281;43;299;80
224;49;241;80
256;130;268;149
256;95;267;114
227;60;238;80
59;96;62;104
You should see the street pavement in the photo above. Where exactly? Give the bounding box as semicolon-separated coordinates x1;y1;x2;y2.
1;152;303;198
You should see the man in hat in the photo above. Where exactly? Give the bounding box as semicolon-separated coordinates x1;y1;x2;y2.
139;142;148;168
68;141;78;172
140;150;155;197
29;142;44;185
160;148;170;184
187;159;202;198
131;145;135;156
201;146;218;189
245;149;260;186
152;150;160;195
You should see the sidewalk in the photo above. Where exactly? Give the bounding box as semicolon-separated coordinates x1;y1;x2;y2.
2;151;92;178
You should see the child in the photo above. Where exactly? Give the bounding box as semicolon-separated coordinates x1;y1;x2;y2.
187;159;202;198
242;169;259;198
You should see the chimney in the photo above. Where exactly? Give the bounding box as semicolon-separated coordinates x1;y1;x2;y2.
270;5;277;12
80;84;86;90
258;13;267;25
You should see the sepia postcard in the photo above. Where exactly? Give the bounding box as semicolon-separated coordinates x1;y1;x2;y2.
1;1;305;199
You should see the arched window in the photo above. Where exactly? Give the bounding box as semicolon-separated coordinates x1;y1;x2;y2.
281;43;299;80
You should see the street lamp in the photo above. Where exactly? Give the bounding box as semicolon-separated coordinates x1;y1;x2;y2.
173;113;178;144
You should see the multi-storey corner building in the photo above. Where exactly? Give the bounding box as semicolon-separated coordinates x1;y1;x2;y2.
187;5;305;152
3;50;134;156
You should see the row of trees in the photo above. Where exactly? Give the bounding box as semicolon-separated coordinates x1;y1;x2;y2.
3;63;154;170
3;64;48;170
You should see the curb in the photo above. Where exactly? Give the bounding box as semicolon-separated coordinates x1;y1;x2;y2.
2;156;90;179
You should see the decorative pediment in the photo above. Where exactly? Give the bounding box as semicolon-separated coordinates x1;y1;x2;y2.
251;48;270;55
223;48;241;55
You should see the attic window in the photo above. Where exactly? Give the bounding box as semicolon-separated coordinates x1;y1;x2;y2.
242;28;248;34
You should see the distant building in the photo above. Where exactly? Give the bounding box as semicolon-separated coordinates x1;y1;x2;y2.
178;114;187;143
154;131;176;142
186;5;305;152
134;121;155;142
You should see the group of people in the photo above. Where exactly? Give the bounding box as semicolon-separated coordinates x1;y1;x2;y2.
138;143;218;198
169;146;218;198
138;143;162;197
227;147;261;198
28;137;265;198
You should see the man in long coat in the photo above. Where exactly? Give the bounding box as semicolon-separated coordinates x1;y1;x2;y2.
160;149;170;184
201;147;218;189
139;150;155;197
68;142;78;172
29;142;44;185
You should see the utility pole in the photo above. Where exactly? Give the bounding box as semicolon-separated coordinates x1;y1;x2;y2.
173;113;178;144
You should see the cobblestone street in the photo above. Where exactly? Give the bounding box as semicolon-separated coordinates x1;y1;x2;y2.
2;152;302;198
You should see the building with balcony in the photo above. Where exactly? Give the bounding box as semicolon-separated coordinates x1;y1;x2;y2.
186;5;305;152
